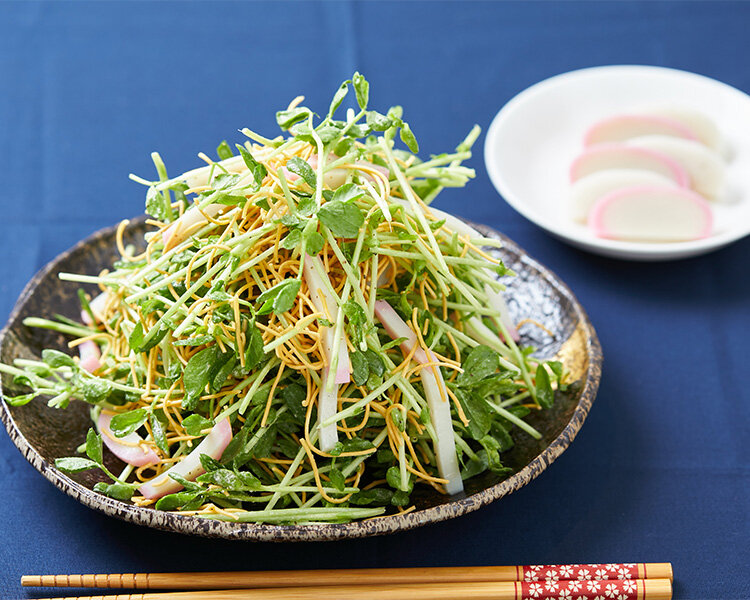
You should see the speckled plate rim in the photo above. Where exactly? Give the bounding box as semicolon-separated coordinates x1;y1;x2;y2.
0;217;602;542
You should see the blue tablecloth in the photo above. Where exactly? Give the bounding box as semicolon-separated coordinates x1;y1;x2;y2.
1;2;748;598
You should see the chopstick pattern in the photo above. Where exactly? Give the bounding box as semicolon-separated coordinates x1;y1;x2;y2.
521;563;649;581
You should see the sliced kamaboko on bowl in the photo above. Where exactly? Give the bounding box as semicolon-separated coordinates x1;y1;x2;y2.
373;300;463;495
625;135;726;201
584;114;698;147
98;411;160;468
636;106;721;151
569;144;691;189
138;418;233;500
569;168;675;223
588;185;713;242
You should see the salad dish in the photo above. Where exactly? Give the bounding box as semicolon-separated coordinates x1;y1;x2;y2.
0;75;601;539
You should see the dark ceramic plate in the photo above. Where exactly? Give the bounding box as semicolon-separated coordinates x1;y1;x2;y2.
0;217;601;541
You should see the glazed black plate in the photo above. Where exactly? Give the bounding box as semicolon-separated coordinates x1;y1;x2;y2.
0;217;602;541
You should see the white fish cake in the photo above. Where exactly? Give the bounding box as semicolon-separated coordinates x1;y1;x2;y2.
626;135;725;201
569;168;675;223
588;185;713;242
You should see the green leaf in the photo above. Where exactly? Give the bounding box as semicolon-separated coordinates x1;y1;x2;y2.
280;384;306;424
145;186;170;221
93;482;135;502
286;157;317;188
341;437;374;453
391;490;411;506
4;393;36;406
251;425;278;459
221;427;249;465
79;378;113;404
547;360;563;380
381;336;407;351
256;279;301;315
276;107;311;130
429;218;446;231
211;172;241;191
364;349;384;377
110;409;148;438
376;448;395;464
472;374;520;398
478;434;507;473
342;299;369;347
150;412;169;455
454;388;492;440
387;105;403;121
461;451;488;480
457;345;500;387
281;229;302;250
331;183;365;204
168;472;204;492
211;355;237;392
199;453;223;472
85;428;103;464
42;349;76;369
328;80;350;118
183;345;235;408
535;364;554;409
386;466;401;490
400;122;419;153
182;414;214;437
304;230;325;256
546;360;567;390
214;193;248;206
351;488;393;506
244;322;265;371
197;468;261;491
216;140;234;160
316;123;344;144
318;201;364;238
329;467;346;492
490;422;515;452
352;72;369;109
129;321;167;354
345;123;369;138
349;351;369;387
173;334;214;347
235;144;267;187
170;182;189;212
366;110;392;132
334;137;355;156
155;491;203;511
27;363;52;377
297;198;317;217
55;457;100;473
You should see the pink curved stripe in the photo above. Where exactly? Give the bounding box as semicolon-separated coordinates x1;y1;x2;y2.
570;143;691;188
78;341;101;373
584;114;698;147
98;412;160;467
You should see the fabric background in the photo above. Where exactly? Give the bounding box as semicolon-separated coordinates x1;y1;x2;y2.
0;2;748;598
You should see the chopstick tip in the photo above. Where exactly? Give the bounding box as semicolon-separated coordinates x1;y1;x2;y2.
21;575;41;587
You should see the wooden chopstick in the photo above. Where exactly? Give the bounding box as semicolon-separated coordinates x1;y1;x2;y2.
30;579;673;600
22;562;673;590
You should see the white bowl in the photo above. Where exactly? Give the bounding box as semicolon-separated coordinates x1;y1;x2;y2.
484;65;750;260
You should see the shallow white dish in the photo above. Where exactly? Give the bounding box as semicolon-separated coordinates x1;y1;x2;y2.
484;65;750;260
